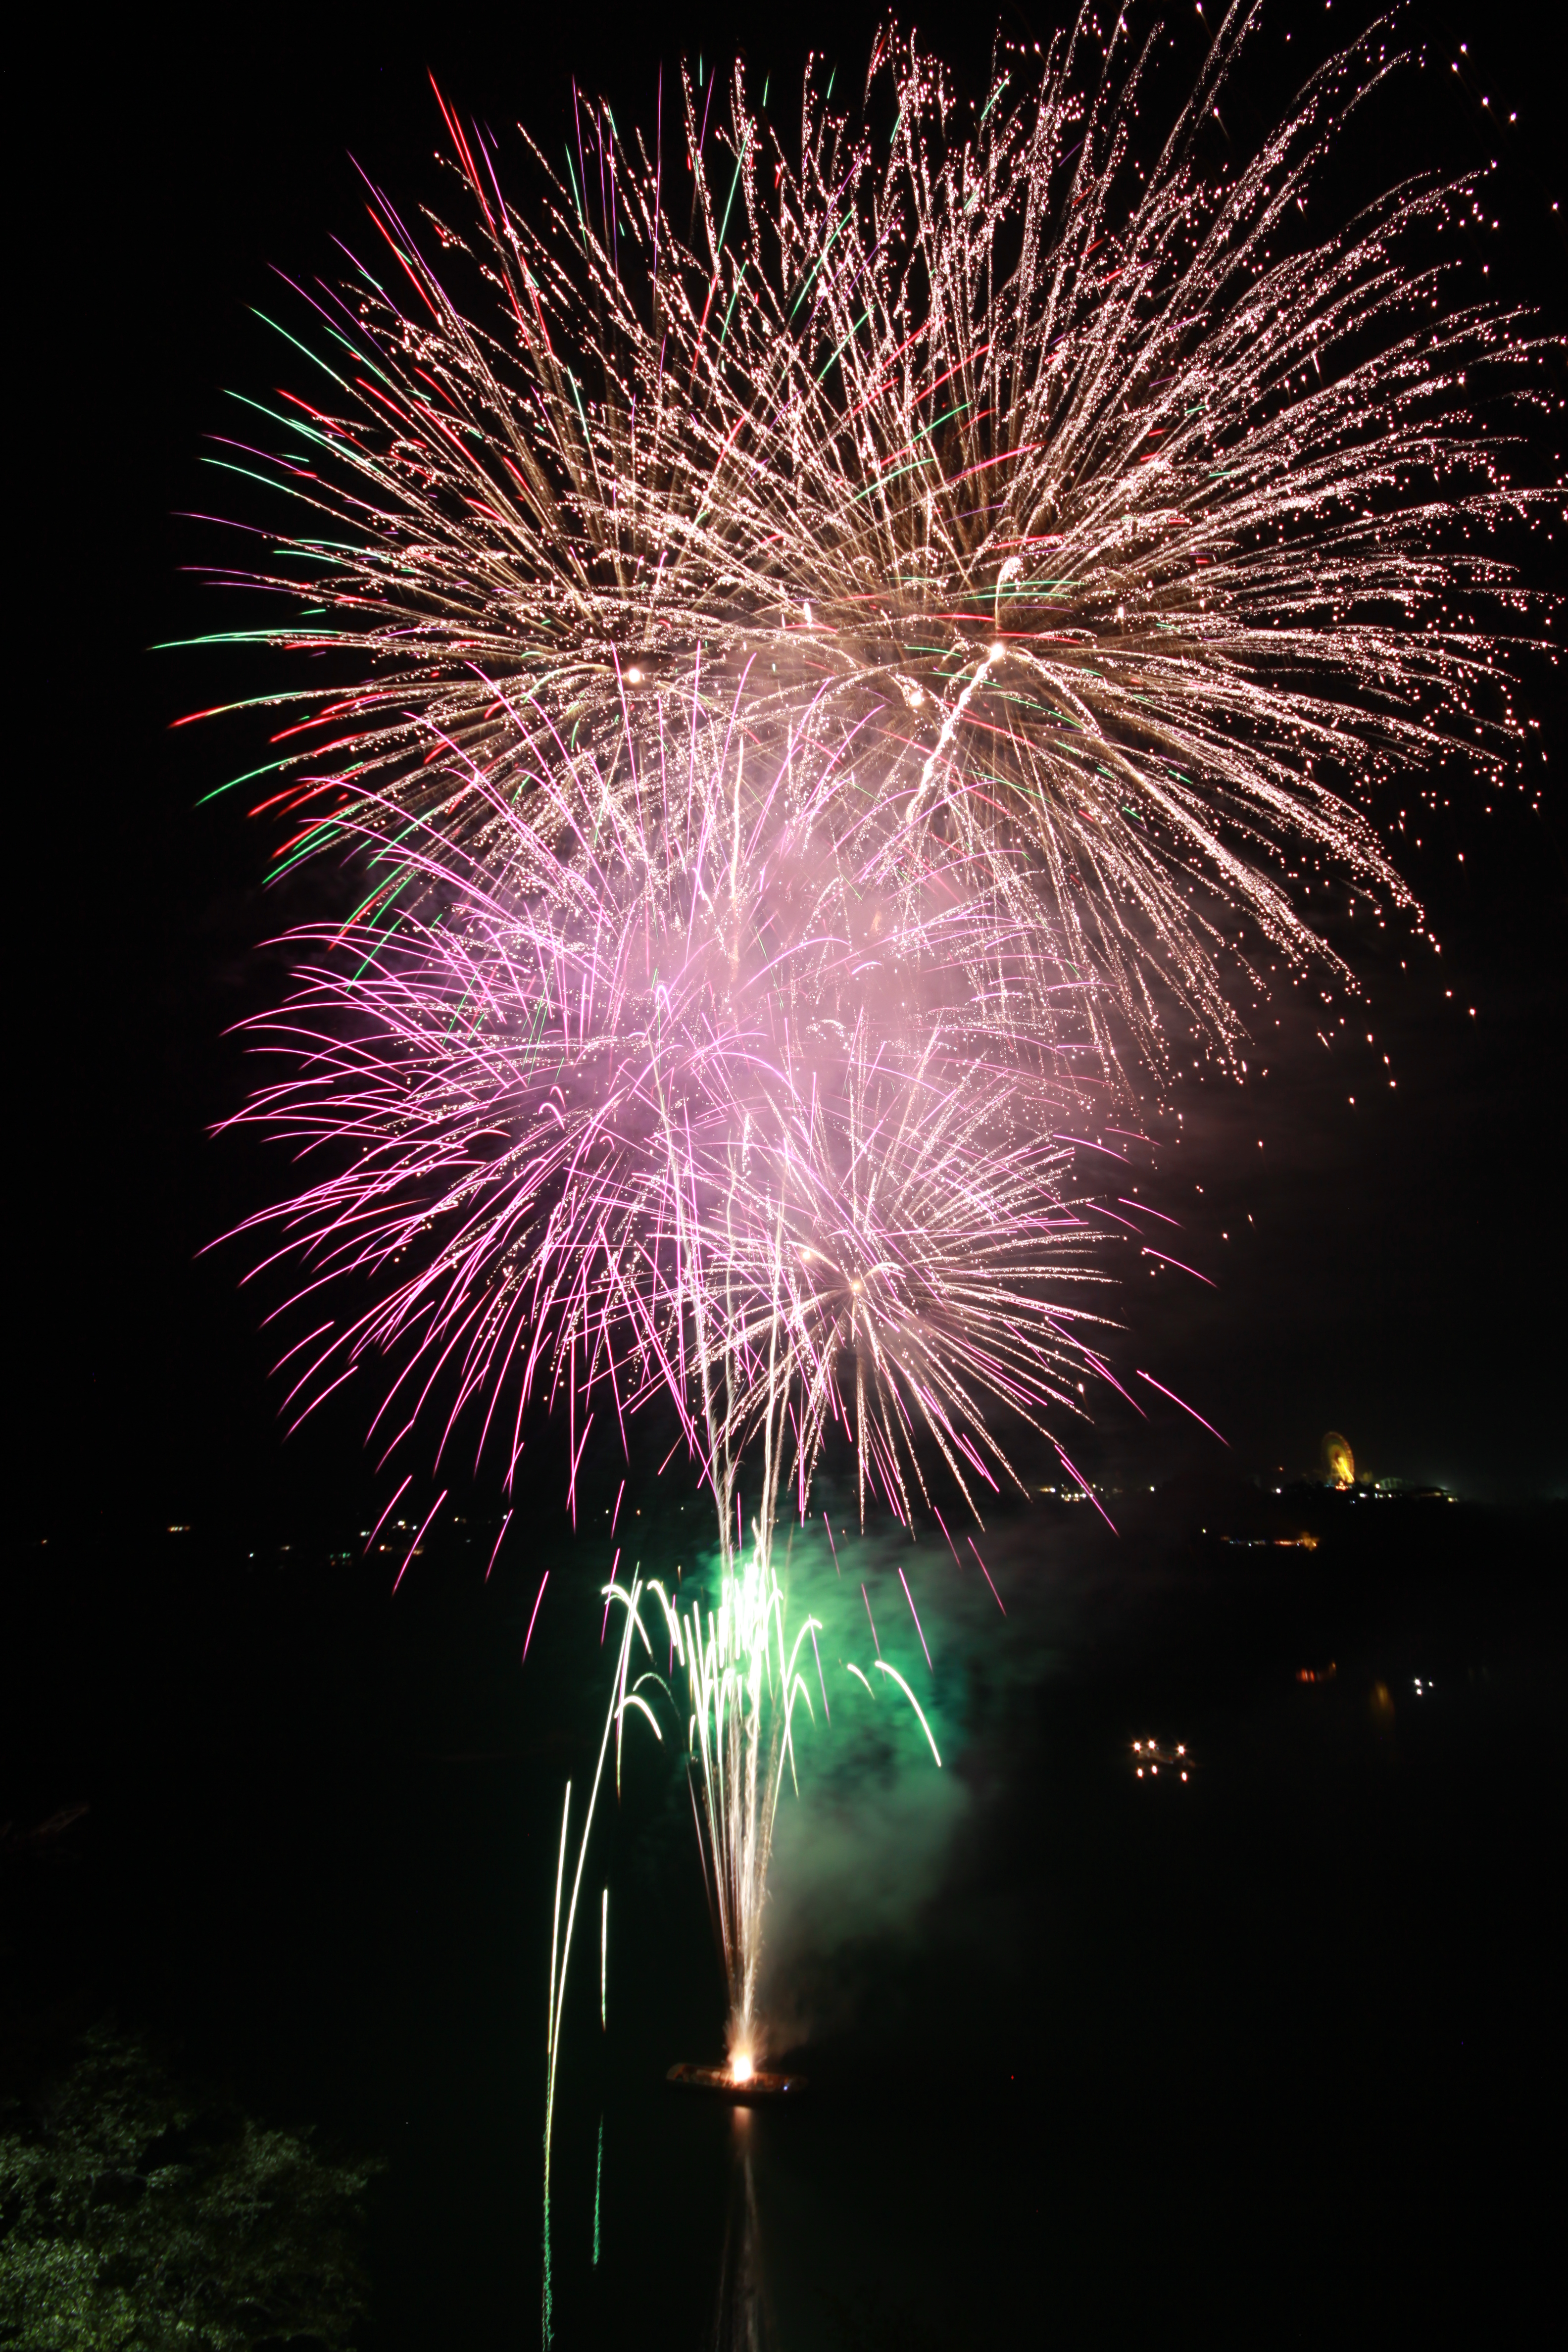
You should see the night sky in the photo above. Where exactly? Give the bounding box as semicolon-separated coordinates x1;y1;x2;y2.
16;0;1562;1540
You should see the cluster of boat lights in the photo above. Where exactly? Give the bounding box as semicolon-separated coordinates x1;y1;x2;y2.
1126;1675;1441;1791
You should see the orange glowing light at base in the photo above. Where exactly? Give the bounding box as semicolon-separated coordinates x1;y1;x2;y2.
666;2062;807;2099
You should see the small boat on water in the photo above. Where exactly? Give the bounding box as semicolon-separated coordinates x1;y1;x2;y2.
666;2061;806;2100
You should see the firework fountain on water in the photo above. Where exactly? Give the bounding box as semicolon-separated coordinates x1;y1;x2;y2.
190;2;1557;2317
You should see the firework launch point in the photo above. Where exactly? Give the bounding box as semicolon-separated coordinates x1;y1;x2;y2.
666;2062;806;2101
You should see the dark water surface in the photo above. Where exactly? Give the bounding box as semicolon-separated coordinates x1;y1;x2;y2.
4;1494;1561;2345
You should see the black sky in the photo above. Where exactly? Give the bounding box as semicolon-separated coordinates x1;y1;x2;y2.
16;0;1565;1539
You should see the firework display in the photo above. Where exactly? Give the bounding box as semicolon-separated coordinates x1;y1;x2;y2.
191;7;1555;2267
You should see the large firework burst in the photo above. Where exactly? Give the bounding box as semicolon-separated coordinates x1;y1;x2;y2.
234;699;1108;1527
199;2;1553;1086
